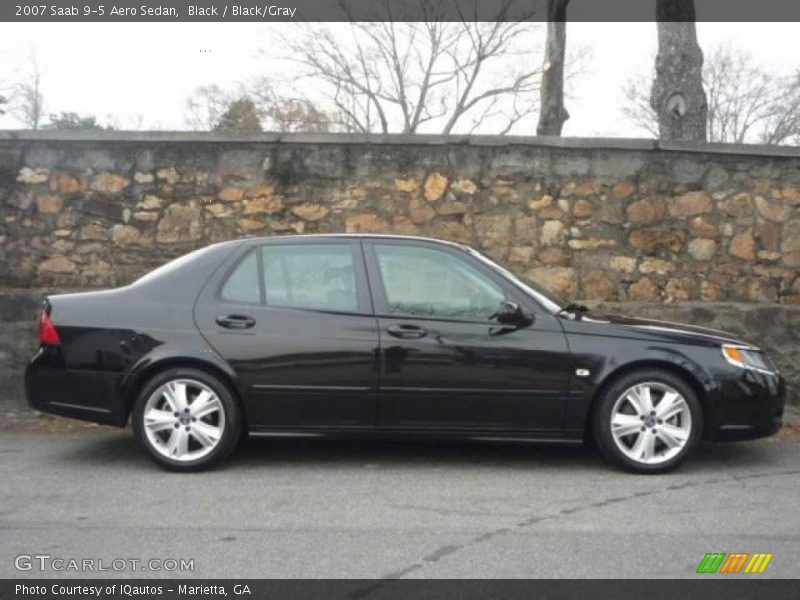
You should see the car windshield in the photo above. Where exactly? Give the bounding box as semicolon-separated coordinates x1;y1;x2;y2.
464;247;566;314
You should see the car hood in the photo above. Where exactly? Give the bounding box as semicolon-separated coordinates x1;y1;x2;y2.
571;311;750;347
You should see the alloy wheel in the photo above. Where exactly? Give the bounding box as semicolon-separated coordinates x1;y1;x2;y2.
609;382;692;466
142;378;226;462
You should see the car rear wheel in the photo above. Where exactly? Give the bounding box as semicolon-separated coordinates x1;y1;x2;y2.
593;369;702;474
132;368;241;471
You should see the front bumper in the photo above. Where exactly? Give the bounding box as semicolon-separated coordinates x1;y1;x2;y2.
705;367;785;442
25;346;127;427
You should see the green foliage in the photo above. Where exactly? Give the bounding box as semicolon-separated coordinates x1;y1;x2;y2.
213;98;263;132
43;112;110;130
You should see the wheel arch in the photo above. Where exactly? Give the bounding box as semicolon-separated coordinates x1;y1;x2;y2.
584;359;711;442
121;356;246;426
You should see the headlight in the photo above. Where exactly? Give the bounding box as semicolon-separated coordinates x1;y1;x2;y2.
721;344;777;375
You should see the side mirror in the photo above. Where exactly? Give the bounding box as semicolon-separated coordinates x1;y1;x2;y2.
490;301;532;326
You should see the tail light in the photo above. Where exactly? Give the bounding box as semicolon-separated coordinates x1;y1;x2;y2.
39;309;61;344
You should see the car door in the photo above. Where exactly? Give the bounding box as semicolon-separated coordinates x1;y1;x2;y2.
364;239;572;432
195;239;379;429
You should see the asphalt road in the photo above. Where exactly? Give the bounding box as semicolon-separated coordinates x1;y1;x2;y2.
1;425;799;579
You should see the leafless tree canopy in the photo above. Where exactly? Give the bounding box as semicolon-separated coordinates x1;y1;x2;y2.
624;43;800;145
276;1;544;135
12;52;45;129
185;80;338;132
705;46;800;145
185;85;232;131
621;71;659;138
183;2;593;136
247;77;335;132
0;77;8;116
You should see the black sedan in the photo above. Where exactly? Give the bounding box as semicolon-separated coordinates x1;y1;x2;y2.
26;234;785;473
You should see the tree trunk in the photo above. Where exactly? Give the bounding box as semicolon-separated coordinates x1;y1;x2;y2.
536;0;569;136
650;0;707;141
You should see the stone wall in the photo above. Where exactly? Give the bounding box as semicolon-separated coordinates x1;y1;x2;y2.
1;132;799;302
0;291;45;416
1;131;799;412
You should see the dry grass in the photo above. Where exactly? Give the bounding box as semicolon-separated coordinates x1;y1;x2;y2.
767;419;800;442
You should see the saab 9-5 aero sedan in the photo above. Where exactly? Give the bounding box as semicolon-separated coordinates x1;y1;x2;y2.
26;235;785;473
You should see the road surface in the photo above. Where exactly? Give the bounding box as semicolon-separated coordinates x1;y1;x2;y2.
1;422;798;579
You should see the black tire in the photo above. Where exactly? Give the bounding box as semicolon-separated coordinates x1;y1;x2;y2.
132;367;242;472
593;369;703;474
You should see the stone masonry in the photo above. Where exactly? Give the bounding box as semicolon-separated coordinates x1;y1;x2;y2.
1;132;799;303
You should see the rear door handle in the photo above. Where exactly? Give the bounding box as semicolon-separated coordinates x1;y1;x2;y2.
387;324;427;339
216;314;256;330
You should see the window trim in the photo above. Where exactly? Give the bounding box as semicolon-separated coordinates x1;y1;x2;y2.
363;239;536;324
214;239;373;316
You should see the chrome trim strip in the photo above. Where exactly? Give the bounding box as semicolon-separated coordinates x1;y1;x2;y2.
252;384;372;392
49;401;113;414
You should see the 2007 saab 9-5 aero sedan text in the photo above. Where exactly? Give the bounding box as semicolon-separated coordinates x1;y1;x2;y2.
26;235;785;473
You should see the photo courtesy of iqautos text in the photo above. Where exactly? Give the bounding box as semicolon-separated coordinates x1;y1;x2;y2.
0;0;799;597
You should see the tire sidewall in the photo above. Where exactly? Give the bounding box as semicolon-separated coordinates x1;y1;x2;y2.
132;367;241;471
594;369;703;474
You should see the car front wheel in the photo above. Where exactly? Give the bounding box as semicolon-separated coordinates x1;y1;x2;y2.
132;368;242;471
593;369;703;474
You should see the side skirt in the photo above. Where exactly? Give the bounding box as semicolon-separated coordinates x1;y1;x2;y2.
246;427;585;445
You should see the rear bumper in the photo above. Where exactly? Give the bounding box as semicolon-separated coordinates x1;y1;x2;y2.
25;346;127;427
705;368;785;442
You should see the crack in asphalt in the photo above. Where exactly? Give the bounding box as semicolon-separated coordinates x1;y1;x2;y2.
356;467;800;593
387;504;522;518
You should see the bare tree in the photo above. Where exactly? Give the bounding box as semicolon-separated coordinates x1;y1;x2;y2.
248;77;337;132
0;61;7;115
705;45;780;144
13;52;45;129
185;84;233;131
0;76;8;116
651;0;707;141
762;70;800;146
186;80;339;132
277;1;544;135
537;0;569;135
104;113;147;131
623;45;800;145
621;70;659;137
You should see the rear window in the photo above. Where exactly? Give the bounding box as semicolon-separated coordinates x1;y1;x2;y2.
261;244;358;313
218;243;360;313
220;250;260;303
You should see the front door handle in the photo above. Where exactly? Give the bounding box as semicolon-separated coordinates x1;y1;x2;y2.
387;324;427;339
216;314;256;330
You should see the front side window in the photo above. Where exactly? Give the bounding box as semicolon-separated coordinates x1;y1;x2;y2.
261;244;358;313
374;244;506;320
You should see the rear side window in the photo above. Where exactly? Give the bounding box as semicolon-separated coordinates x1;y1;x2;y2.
221;250;260;303
261;244;358;313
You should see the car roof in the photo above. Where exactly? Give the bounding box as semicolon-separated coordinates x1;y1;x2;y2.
236;233;470;250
